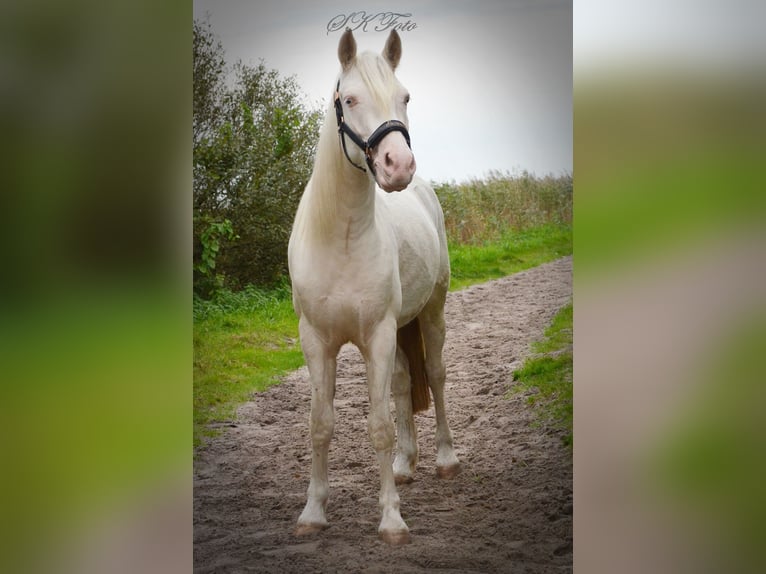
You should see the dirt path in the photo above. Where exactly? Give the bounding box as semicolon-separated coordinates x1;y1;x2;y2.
194;256;573;573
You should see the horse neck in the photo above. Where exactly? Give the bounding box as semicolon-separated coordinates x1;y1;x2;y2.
304;110;377;243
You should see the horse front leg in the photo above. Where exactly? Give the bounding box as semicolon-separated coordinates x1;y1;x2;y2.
295;318;338;536
363;317;410;545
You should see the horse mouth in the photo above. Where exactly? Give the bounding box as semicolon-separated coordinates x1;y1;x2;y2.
375;155;416;193
378;175;412;193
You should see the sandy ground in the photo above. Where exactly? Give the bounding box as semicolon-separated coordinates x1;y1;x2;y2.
194;256;572;573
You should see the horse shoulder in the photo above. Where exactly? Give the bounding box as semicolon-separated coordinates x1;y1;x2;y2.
379;179;443;251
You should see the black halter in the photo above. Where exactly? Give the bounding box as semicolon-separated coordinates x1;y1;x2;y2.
333;80;411;174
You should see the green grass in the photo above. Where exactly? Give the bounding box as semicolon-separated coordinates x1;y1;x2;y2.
193;287;304;448
449;223;572;291
510;302;573;447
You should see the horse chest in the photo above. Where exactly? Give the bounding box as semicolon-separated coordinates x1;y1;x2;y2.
300;290;394;345
293;249;400;341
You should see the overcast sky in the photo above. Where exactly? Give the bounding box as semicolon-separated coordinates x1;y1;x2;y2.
192;0;572;183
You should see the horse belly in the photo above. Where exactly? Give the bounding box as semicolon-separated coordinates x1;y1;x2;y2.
381;194;442;324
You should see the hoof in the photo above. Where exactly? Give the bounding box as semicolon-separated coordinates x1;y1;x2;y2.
436;463;461;479
294;522;326;537
379;529;411;546
394;473;414;485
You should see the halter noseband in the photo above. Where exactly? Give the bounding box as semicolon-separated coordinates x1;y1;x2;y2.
334;80;411;174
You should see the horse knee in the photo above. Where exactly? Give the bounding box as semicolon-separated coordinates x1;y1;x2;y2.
368;413;394;451
310;408;334;448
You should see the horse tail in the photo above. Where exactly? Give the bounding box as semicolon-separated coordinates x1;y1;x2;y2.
397;317;431;413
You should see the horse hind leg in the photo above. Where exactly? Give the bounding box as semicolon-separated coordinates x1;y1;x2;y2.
392;346;418;484
419;299;461;479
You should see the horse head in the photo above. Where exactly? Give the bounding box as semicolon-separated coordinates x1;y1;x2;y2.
334;29;416;192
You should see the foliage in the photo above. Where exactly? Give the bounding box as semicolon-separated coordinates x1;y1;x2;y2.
194;217;237;296
193;18;226;148
193;278;292;321
511;302;573;447
434;171;572;246
193;19;322;293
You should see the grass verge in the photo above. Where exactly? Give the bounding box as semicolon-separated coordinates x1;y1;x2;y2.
193;287;304;448
449;223;572;291
510;301;573;447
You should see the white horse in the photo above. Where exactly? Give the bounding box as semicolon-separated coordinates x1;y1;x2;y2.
288;29;460;546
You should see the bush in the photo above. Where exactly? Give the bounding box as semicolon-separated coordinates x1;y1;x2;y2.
193;19;322;294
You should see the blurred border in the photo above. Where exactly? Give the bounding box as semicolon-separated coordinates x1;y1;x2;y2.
574;2;766;572
1;1;191;572
3;1;765;572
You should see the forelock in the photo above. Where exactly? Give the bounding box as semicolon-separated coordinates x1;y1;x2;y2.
354;52;397;115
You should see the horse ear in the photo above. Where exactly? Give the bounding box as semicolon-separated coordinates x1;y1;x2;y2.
338;28;356;71
383;30;402;70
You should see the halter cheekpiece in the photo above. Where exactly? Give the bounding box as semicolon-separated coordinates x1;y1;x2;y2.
334;80;411;174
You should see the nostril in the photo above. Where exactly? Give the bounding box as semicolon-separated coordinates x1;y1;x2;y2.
385;152;394;168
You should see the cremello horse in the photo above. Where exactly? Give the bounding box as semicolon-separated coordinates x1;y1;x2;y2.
288;29;460;546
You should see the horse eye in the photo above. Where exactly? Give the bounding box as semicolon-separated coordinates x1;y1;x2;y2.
404;94;411;104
